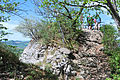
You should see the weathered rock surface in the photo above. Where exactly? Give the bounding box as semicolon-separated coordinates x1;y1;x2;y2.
20;29;110;80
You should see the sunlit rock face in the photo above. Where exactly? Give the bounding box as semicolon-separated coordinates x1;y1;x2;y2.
20;29;110;80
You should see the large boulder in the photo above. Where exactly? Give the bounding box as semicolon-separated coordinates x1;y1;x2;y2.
20;29;110;80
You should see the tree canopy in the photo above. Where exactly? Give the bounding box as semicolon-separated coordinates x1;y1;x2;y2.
0;0;27;41
33;0;120;28
0;0;21;22
15;19;61;44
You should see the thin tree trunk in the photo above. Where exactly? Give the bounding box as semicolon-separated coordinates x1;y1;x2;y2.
106;0;120;27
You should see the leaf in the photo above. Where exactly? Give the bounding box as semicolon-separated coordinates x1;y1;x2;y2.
107;12;109;15
55;0;58;2
14;3;17;6
3;0;6;3
6;0;9;2
115;57;120;61
55;4;57;8
71;1;74;4
40;5;43;7
71;11;75;14
106;78;112;80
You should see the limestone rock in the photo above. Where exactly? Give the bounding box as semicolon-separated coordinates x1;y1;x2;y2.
19;29;110;80
59;48;71;55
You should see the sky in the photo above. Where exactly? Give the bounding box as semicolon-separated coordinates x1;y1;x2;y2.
0;0;38;41
0;0;118;41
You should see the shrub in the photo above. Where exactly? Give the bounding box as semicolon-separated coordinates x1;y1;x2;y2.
100;25;118;55
100;25;120;79
0;42;20;65
37;21;62;45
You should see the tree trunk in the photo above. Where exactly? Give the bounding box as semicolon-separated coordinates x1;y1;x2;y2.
112;0;117;11
71;3;85;31
106;0;120;27
113;15;120;27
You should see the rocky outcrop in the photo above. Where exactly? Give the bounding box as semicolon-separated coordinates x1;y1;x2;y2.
20;29;110;80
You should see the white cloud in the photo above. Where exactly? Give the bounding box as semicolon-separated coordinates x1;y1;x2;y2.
0;22;18;30
4;30;31;41
0;22;31;41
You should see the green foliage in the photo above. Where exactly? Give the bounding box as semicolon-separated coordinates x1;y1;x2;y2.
44;67;58;80
0;0;21;22
37;20;62;45
76;78;81;80
23;64;58;80
15;19;40;39
34;0;120;28
0;42;21;58
54;15;83;49
35;0;119;23
0;0;28;22
0;55;58;79
16;19;62;45
0;42;58;80
26;75;34;80
112;74;120;80
0;24;9;41
0;0;25;42
0;43;20;71
101;25;120;79
16;16;83;50
106;78;112;80
33;0;120;48
100;25;118;54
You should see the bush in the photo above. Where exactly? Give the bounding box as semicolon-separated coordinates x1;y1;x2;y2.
55;15;83;49
0;42;58;79
0;42;20;65
100;25;118;55
100;25;120;80
37;21;62;45
16;17;83;50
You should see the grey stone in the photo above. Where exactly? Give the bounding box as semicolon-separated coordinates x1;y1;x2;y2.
19;29;111;80
99;47;104;51
59;48;71;55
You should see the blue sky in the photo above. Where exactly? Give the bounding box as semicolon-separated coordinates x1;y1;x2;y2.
0;0;38;41
0;0;117;41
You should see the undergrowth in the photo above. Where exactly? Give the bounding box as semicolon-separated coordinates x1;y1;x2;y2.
0;42;58;80
100;25;120;80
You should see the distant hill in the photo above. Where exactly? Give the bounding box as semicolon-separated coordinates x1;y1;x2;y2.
3;40;29;49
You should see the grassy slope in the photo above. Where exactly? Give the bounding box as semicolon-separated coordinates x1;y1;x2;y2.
0;43;58;80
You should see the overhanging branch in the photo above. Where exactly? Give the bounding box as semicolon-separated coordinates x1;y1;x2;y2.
62;5;72;19
63;2;107;8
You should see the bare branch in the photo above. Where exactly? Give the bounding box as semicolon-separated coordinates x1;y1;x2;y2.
71;2;86;28
62;5;72;19
62;2;107;8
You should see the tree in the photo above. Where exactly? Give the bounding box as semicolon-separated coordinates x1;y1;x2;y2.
32;0;85;30
100;25;120;79
32;0;120;28
0;0;27;41
15;19;41;40
0;24;9;41
15;18;62;44
0;0;23;22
